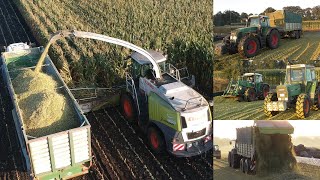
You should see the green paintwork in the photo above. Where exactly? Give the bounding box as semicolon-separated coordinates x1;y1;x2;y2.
36;163;88;180
148;92;181;131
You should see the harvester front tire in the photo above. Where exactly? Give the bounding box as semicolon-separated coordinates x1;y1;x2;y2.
238;35;259;58
267;30;280;49
264;93;279;117
147;126;165;154
296;94;311;119
245;88;256;102
120;94;137;122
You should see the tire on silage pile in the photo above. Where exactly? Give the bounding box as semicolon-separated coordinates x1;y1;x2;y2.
255;129;297;175
12;69;78;137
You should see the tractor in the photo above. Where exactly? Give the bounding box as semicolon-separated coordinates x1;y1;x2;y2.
213;145;221;159
264;64;320;119
223;73;270;101
121;50;212;157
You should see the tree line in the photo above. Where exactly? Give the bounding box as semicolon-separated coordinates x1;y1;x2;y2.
214;6;320;26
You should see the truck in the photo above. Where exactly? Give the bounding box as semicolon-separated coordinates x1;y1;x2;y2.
1;43;92;179
37;30;212;157
215;10;302;58
264;64;320;119
223;73;270;101
228;120;294;174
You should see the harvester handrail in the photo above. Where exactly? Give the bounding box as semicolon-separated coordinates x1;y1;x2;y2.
126;73;141;114
35;30;161;78
183;96;203;110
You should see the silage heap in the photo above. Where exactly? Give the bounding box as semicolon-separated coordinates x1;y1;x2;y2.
12;69;78;137
255;129;297;175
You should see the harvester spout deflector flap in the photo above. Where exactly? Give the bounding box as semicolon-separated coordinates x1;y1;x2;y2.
35;30;161;78
254;120;294;134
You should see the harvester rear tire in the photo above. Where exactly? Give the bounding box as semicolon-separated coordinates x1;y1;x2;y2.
245;88;256;102
296;94;311;119
120;94;137;122
238;35;259;58
264;93;279;117
267;30;280;49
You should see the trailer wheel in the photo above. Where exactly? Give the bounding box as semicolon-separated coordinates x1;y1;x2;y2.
267;30;280;49
264;93;279;117
296;94;311;119
120;94;137;122
244;88;256;102
147;126;165;154
238;35;259;58
240;158;244;173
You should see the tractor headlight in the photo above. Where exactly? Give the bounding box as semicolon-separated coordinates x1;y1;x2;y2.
280;93;285;97
230;35;237;41
239;86;242;90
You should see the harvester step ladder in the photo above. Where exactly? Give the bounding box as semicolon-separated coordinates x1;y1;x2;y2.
126;73;141;115
223;78;238;96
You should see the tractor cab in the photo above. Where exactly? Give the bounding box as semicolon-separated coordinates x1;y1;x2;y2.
242;73;263;84
285;64;316;85
247;15;270;28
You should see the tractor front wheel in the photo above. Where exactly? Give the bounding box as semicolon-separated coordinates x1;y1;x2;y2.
267;30;280;49
238;35;259;58
120;94;137;122
147;126;165;154
296;94;311;119
245;88;256;102
264;93;279;117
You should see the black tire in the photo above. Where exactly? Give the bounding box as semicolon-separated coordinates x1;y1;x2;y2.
264;93;279;117
228;152;232;167
120;93;137;122
244;159;251;174
259;85;270;100
295;31;299;39
314;87;320;110
231;153;240;168
296;94;311;119
240;158;244;173
267;30;280;49
244;88;256;102
238;35;259;58
147;126;165;154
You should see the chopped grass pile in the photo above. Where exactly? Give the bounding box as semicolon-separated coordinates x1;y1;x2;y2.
12;69;78;137
255;130;297;175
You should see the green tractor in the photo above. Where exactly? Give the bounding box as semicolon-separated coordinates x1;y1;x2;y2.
264;64;320;119
223;73;270;101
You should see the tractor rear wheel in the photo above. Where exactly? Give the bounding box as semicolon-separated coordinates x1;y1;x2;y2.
120;93;137;122
244;159;251;174
147;126;165;154
245;88;256;102
267;30;280;49
240;158;244;173
259;85;270;100
231;153;240;168
228;152;232;167
238;35;259;58
264;93;279;117
296;94;311;119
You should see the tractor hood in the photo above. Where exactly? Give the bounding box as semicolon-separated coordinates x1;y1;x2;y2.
254;120;294;134
159;81;208;112
231;27;258;36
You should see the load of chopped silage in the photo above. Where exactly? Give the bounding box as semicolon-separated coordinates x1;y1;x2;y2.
12;69;78;137
255;129;297;175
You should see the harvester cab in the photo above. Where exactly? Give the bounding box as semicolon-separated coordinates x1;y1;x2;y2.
223;73;269;102
264;64;320;119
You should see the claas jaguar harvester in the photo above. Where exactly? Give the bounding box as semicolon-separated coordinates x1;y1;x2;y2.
216;10;302;58
228;120;294;174
223;73;270;101
264;64;320;119
37;30;212;157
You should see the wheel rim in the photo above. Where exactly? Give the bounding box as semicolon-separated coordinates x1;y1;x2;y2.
304;98;309;115
123;99;132;118
247;40;257;55
150;131;159;149
271;34;278;46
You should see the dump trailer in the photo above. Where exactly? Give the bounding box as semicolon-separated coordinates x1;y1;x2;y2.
215;11;302;58
228;121;294;174
1;43;92;179
223;73;269;101
267;10;302;38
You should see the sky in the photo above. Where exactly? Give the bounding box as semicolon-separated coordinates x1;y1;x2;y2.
213;0;319;15
214;120;320;139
